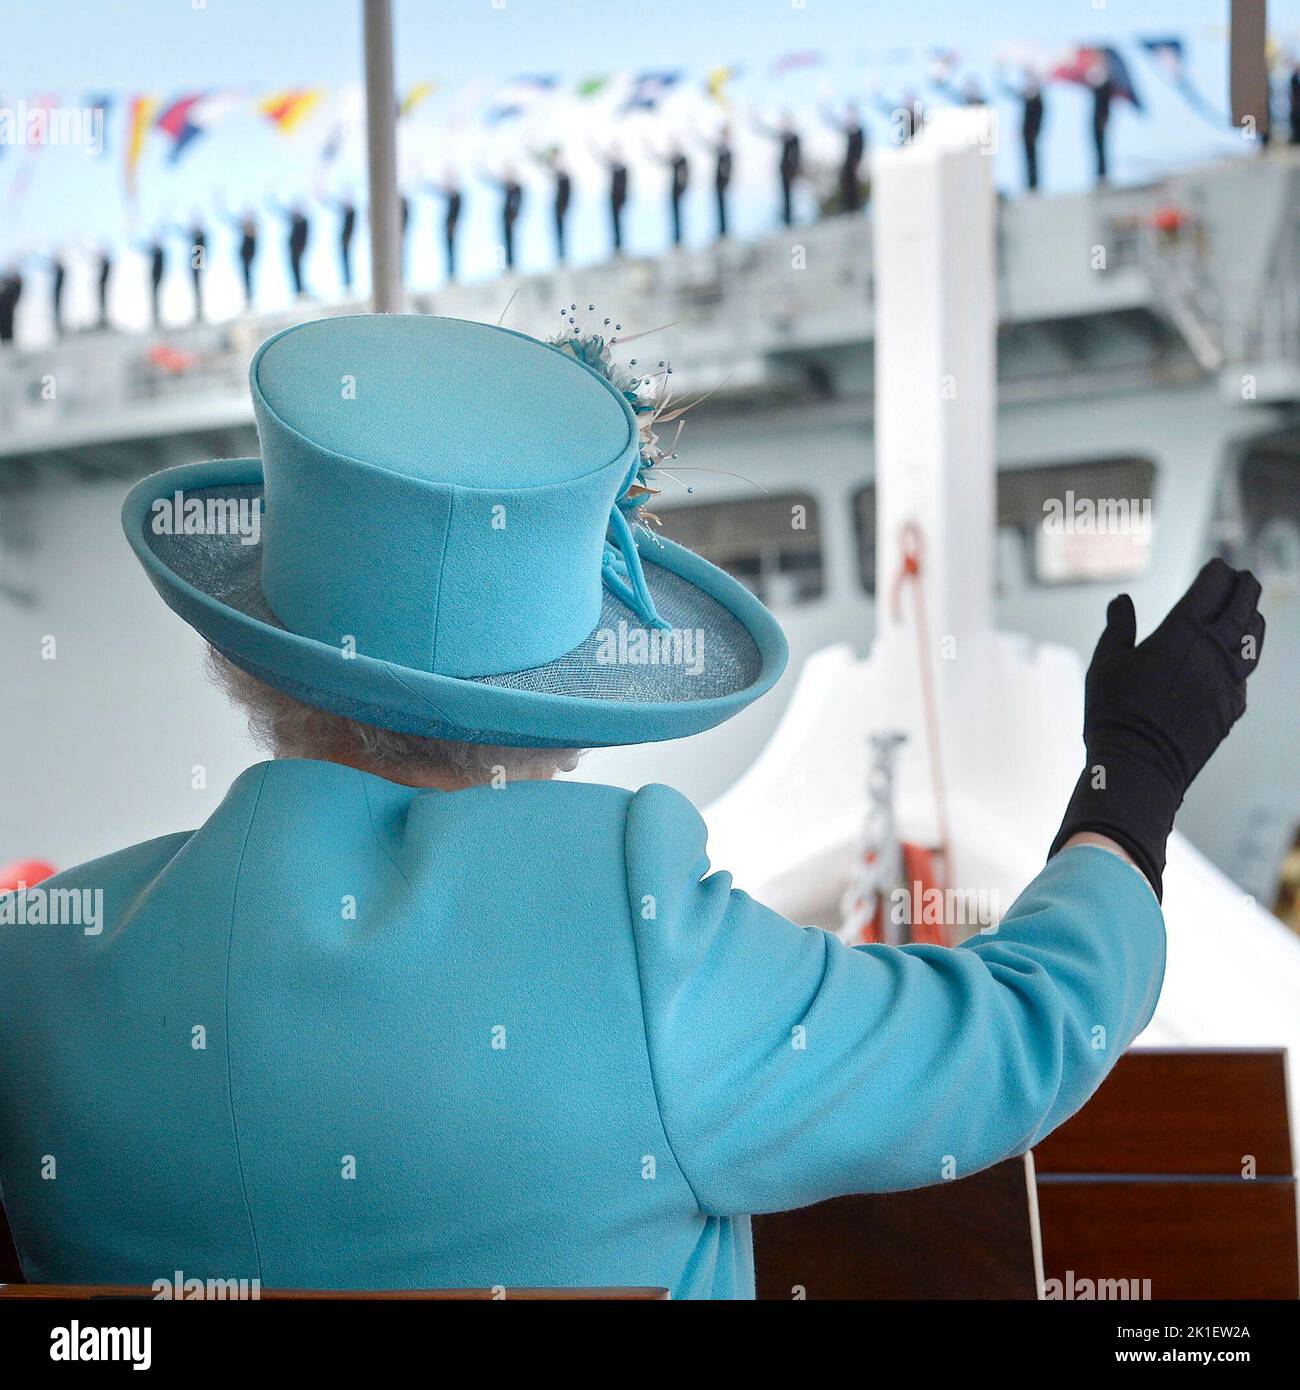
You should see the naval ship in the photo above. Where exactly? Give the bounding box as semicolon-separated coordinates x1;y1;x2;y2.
0;84;1297;1303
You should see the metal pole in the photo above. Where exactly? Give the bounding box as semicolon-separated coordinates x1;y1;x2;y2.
1229;0;1270;142
363;0;403;313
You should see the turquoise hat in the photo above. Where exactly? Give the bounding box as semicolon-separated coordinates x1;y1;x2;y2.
122;314;787;748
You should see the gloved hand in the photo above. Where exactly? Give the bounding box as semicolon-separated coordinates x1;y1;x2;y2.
1049;559;1265;900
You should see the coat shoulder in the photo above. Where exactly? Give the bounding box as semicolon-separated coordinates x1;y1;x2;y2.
34;831;197;893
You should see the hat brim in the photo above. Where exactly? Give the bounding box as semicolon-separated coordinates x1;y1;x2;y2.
122;459;788;748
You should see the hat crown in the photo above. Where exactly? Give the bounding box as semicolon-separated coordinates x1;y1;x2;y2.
254;315;632;489
122;316;787;748
249;315;640;679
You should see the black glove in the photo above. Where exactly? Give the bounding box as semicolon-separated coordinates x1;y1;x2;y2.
1049;559;1265;900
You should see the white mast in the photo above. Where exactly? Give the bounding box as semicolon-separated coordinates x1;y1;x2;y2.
871;108;998;858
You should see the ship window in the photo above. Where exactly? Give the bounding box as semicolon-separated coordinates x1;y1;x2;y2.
1238;435;1300;583
852;456;1156;594
651;492;824;606
1002;457;1156;586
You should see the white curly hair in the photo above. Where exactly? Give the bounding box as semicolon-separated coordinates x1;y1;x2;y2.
205;647;582;784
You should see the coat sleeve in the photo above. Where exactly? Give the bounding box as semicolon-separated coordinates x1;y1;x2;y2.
623;783;1165;1217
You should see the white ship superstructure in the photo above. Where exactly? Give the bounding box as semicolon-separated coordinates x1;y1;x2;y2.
1;150;1298;912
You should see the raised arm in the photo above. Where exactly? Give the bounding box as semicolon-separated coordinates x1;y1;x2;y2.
626;561;1264;1218
626;786;1164;1215
1048;560;1263;898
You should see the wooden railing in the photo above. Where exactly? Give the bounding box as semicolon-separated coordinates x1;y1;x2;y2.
754;1047;1297;1300
1033;1047;1297;1300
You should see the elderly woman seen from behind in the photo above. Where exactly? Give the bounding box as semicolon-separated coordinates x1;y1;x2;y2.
0;315;1264;1297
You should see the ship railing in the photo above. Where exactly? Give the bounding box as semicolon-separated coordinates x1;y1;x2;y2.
2;185;1219;445
0;218;879;442
1133;208;1226;372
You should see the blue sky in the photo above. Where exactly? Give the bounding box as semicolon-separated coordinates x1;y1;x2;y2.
4;0;1300;328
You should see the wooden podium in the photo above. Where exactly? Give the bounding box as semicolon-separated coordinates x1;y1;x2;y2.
1033;1048;1298;1300
753;1047;1298;1300
753;1153;1042;1299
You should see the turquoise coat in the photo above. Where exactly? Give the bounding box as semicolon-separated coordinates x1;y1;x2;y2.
0;759;1164;1298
